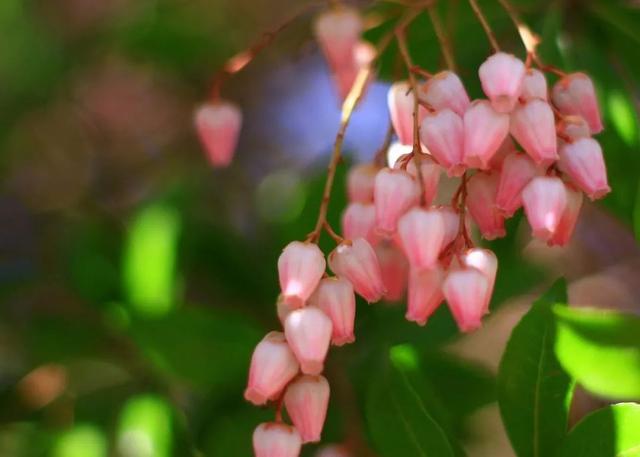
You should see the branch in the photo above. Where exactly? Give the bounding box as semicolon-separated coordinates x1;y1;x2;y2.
427;4;457;71
467;0;500;52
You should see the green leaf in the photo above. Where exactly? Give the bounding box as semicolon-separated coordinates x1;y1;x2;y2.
365;344;463;457
498;280;573;457
558;403;640;457
116;395;173;457
554;306;640;400
53;425;107;457
606;90;638;147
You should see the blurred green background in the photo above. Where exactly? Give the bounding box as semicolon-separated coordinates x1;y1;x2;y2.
0;0;639;456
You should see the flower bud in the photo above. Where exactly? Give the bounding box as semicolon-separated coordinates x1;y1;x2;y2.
466;172;506;240
510;99;558;166
548;184;583;247
309;277;356;346
495;153;539;217
520;68;548;101
406;267;445;326
314;6;363;72
460;248;497;314
341;202;377;246
388;81;423;145
284;375;330;443
375;242;409;302
397;208;446;269
245;332;299;405
347;163;378;203
328;238;386;303
521;176;568;241
333;41;376;101
552;72;603;134
278;241;326;308
489;136;517;170
418;71;470;116
558;138;610;200
406;157;441;206
373;168;420;235
420;109;465;177
285;308;333;375
557;115;591;141
443;268;489;332
463;100;510;169
253;422;302;457
194;101;242;168
478;52;526;113
439;206;461;248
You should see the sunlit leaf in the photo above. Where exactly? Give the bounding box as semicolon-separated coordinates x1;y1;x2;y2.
606;90;638;147
116;395;173;457
53;425;107;457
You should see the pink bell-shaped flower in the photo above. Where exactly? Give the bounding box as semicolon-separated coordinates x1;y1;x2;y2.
418;71;470;116
194;101;242;168
478;52;526;113
552;73;603;134
375;241;409;302
557;115;591;141
558;138;610;200
406;267;445;326
495;153;539;217
406;157;441;205
284;375;330;444
277;295;295;326
443;268;489;332
520;68;548;101
253;422;302;457
489;136;517;170
388;81;422;145
284;308;333;375
328;238;386;303
333;40;376;102
397;207;446;269
245;332;300;405
341;202;377;246
347;163;378;203
373;168;420;235
548;184;583;247
460;248;497;314
466;172;506;240
420;109;466;177
521;176;568;241
314;6;363;72
463;100;510;169
309;277;356;346
278;241;326;308
510;99;558;166
439;206;460;248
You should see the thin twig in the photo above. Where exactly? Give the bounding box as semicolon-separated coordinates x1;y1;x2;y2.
373;122;396;167
427;4;456;71
468;0;500;52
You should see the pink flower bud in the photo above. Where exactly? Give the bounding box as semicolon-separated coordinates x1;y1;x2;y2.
284;375;330;443
489;136;517;170
557;115;591;141
245;332;300;405
285;308;333;375
253;422;302;457
315;445;351;457
278;241;327;308
558;138;610;200
328;238;386;302
347;163;378;203
194;101;242;168
388;143;413;169
466;172;506;240
520;68;548;101
333;41;376;101
375;242;409;302
522;176;568;241
443;268;489;332
309;277;356;346
463;100;510;169
397;207;446;269
373;168;420;235
341;202;377;246
495;153;539;217
420;109;466;177
406;267;444;326
552;73;603;134
478;52;526;113
314;7;363;72
510;99;558;166
439;206;461;248
277;295;295;326
388;81;423;145
460;248;497;314
548;184;583;247
406;157;441;206
418;71;470;116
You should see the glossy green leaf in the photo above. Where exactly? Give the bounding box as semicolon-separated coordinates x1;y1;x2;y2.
554;306;640;400
498;280;573;457
558;403;640;457
366;344;463;457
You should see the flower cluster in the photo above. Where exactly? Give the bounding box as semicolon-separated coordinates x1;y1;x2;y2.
193;2;610;456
